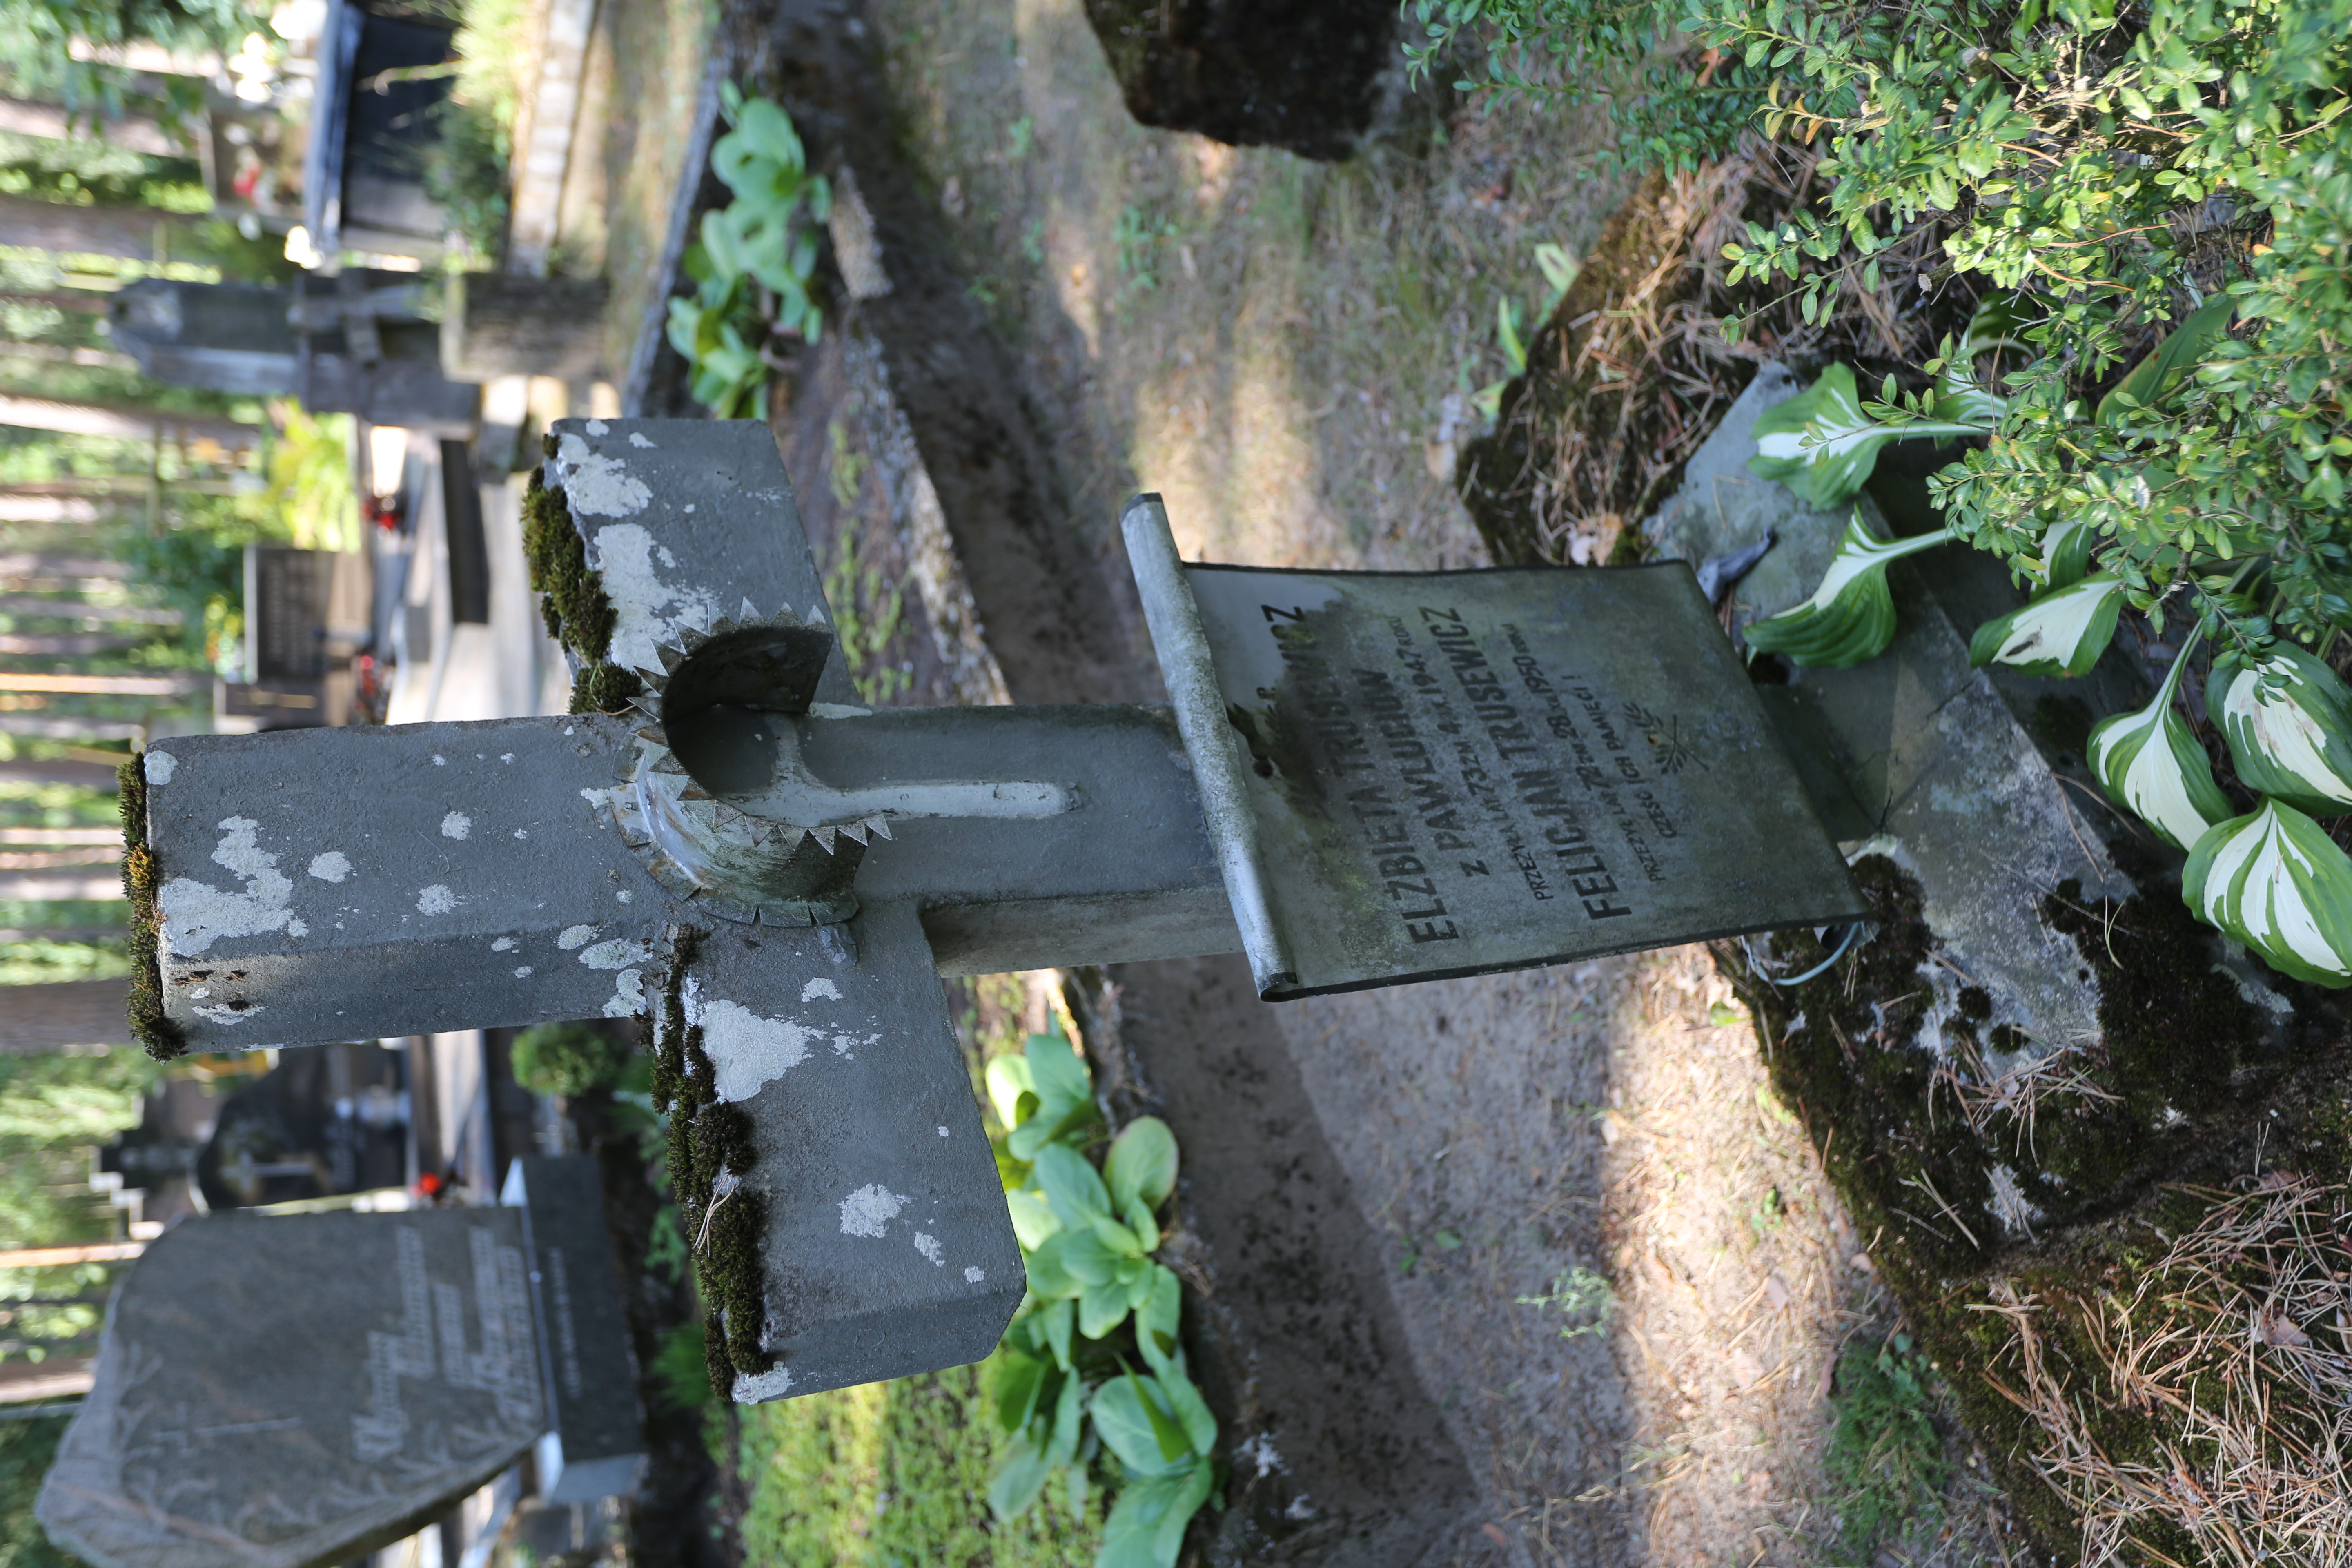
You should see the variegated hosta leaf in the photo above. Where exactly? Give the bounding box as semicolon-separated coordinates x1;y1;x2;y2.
1748;364;1993;510
1967;575;2124;678
1935;291;2029;425
2206;643;2352;817
1742;512;1956;668
2184;799;2352;988
2030;518;2096;590
2085;651;2232;851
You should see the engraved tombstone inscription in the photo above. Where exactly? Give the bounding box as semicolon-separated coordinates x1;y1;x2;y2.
1122;498;1866;998
37;1209;546;1568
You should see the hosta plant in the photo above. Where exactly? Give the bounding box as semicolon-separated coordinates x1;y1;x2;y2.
664;85;831;419
2185;800;2352;989
2205;645;2352;819
987;1025;1219;1566
2086;645;2233;853
1740;512;1953;668
1967;575;2127;680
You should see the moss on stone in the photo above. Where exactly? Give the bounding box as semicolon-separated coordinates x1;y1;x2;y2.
1723;841;2352;1564
523;463;643;715
651;927;774;1390
117;757;185;1062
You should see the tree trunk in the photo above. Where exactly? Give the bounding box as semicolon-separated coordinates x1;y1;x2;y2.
0;978;130;1051
0;289;111;315
0;191;214;263
0;595;180;626
0;341;140;372
0;633;142;656
0;718;146;742
0;392;258;450
0;97;180;157
0;872;124;900
0;555;130;579
0;671;205;696
0;757;123;789
441;273;611;380
0;1243;142;1268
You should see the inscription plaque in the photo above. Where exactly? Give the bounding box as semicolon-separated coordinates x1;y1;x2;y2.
1176;560;1863;996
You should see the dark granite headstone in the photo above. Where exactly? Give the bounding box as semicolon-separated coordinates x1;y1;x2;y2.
1081;0;1409;160
37;1208;544;1568
500;1156;646;1503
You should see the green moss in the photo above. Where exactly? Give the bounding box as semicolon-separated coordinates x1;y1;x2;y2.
523;466;643;715
652;928;774;1390
117;757;184;1062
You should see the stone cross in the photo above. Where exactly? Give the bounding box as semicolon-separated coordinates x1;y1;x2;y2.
134;419;1859;1402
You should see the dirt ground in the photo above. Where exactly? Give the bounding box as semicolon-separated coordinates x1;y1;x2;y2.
844;5;2024;1564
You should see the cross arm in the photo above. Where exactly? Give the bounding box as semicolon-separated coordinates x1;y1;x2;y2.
138;715;680;1051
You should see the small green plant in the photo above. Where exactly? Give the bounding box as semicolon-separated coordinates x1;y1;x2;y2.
651;1319;713;1411
1515;1265;1615;1337
666;85;832;419
1823;1331;1949;1564
1112;206;1173;292
822;523;911;706
984;1027;1219;1568
508;1021;633;1099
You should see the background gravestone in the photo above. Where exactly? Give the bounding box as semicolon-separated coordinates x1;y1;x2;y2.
1079;0;1418;160
38;1208;544;1568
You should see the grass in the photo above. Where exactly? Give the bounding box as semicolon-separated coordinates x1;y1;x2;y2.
728;1360;1103;1567
1822;1330;1950;1565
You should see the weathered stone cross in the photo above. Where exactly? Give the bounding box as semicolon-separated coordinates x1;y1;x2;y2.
135;419;1860;1402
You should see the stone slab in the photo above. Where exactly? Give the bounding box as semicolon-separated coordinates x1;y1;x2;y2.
1168;560;1864;997
499;1155;645;1503
1642;362;2134;1067
37;1208;543;1568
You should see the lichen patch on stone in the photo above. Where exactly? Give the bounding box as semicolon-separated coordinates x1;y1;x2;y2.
157;817;295;957
555;433;652;517
702;999;818;1102
839;1184;906;1238
307;851;351;883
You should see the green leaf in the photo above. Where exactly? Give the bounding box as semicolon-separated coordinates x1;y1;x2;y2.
1048;1364;1084;1464
2097;295;2236;426
2033;518;2096;589
1092;1372;1196;1477
2207;645;2352;816
1031;1142;1112;1229
1123;1196;1161;1254
1154;1356;1218;1456
1136;1264;1182;1371
987;1428;1057;1521
1022;1232;1085;1300
2086;648;2232;851
1007;1029;1097;1160
996;1346;1048;1432
1497;297;1527;377
1057;1223;1127;1288
1743;512;1956;668
1937;290;2028;423
1005;1188;1060;1250
1042;1296;1076;1371
984;1054;1036;1129
1533;241;1579;311
2185;799;2352;987
1748;365;1991;508
1079;1276;1135;1337
1097;1459;1217;1568
1967;575;2125;677
1106;1116;1179;1212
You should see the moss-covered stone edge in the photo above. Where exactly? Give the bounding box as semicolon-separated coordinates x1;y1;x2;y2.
1717;853;2352;1563
118;756;186;1062
523;448;645;717
648;926;773;1394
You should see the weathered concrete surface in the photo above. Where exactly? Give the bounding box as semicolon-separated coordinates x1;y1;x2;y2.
38;1209;543;1568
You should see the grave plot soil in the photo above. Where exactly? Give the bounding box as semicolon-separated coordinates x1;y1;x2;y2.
838;6;2021;1563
